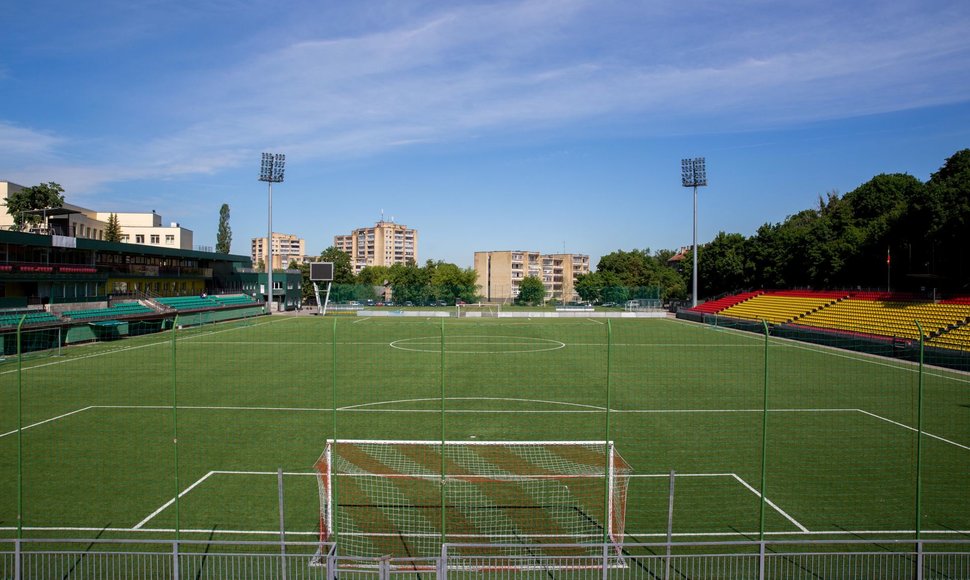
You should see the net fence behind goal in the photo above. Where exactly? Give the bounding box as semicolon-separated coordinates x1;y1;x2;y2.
315;440;631;564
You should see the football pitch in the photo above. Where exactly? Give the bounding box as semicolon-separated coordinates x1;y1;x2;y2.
1;314;968;554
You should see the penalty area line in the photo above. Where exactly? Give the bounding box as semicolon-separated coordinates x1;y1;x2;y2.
0;406;94;439
629;472;808;533
133;470;317;529
730;474;809;533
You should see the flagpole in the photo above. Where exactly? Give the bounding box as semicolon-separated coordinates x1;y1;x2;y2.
887;246;891;293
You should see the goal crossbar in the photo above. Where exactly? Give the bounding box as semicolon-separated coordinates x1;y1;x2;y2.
314;439;632;565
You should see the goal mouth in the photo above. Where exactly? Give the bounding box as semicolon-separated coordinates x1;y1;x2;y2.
314;439;632;565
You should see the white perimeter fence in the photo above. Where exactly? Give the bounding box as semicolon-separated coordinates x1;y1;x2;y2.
1;538;968;579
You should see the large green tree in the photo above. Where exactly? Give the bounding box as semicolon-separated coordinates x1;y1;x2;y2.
516;276;546;306
922;149;970;285
216;204;232;253
4;181;65;231
697;232;750;297
595;248;686;301
319;246;356;284
429;262;479;304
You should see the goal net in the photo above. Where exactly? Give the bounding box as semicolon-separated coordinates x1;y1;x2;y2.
456;303;502;317
314;440;632;565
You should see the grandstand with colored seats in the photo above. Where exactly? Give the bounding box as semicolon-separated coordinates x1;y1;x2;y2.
679;289;970;370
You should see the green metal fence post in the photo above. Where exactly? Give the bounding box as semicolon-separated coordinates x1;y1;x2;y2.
331;317;339;547
440;318;447;547
914;320;925;543
172;315;181;541
759;320;769;543
603;320;613;545
16;315;25;541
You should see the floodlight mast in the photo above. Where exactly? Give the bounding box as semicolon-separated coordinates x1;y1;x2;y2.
681;158;707;308
259;153;285;312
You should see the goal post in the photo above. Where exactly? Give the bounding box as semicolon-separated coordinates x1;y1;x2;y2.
314;439;632;565
455;303;502;317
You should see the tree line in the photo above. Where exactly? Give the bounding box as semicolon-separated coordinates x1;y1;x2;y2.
574;148;970;302
692;148;970;298
293;247;480;306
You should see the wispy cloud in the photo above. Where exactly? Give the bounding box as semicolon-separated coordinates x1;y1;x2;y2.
3;0;969;193
0;123;65;161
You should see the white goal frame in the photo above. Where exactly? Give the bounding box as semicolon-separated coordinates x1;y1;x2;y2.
314;438;631;567
455;303;502;317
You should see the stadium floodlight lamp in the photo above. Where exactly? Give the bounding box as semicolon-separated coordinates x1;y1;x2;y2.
682;157;707;188
259;152;286;183
681;157;707;308
259;152;285;312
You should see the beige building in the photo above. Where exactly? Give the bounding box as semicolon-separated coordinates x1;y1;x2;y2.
543;253;591;303
474;250;590;303
251;232;307;270
0;181;193;249
334;220;418;274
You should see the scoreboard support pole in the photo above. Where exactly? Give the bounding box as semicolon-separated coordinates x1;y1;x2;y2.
313;282;333;316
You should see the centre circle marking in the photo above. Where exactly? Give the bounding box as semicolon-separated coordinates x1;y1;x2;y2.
389;335;566;354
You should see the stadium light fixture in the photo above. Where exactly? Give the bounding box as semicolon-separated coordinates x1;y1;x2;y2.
681;157;707;308
259;153;285;311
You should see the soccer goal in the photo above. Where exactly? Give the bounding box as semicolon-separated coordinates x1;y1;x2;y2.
455;303;502;317
314;439;631;567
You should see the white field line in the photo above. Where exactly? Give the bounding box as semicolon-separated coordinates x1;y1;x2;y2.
3;525;968;537
855;409;970;451
616;408;856;414
586;318;604;325
730;474;809;532
133;470;808;534
352;317;370;324
134;470;317;528
569;343;764;347
337;397;606;411
627;472;807;533
0;406;94;439
97;404;331;413
134;471;217;529
0;316;287;377
4;403;966;453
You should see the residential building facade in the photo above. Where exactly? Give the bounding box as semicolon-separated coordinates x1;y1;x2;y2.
542;253;591;303
474;250;590;303
0;181;193;250
334;220;418;274
251;233;307;270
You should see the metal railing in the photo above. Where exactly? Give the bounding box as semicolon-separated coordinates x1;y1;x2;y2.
1;539;968;579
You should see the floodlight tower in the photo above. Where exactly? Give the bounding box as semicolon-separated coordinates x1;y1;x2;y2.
681;157;707;308
259;153;285;311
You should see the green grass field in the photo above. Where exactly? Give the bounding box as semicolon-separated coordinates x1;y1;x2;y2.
1;314;968;557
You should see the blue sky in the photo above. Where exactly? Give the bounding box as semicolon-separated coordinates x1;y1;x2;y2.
2;0;969;268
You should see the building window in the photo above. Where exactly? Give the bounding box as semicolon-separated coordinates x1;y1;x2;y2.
165;235;175;245
135;235;145;243
151;235;160;244
121;234;129;242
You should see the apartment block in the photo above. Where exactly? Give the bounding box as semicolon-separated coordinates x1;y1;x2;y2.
251;232;307;270
333;220;418;274
543;253;591;303
474;250;590;303
0;181;193;249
